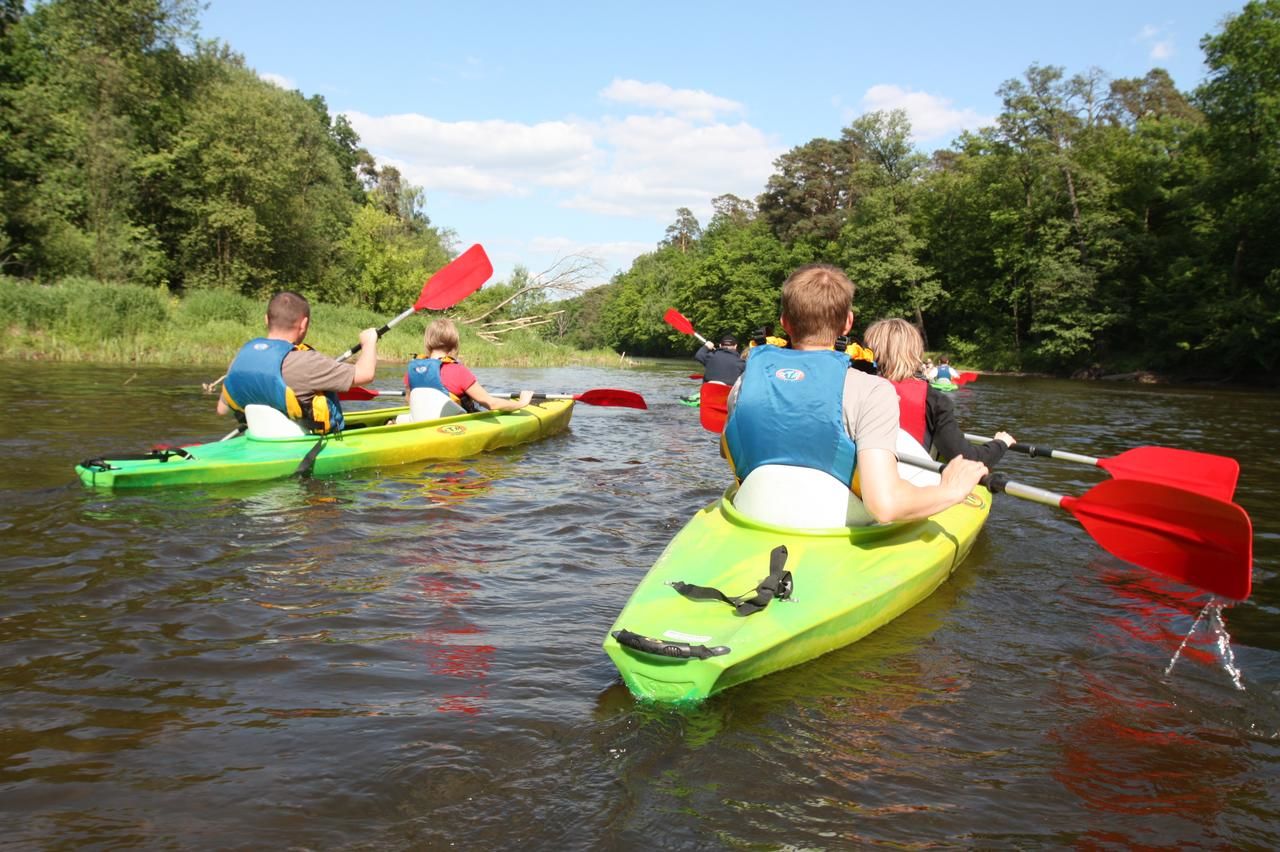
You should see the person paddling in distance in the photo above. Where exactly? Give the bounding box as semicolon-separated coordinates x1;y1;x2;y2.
722;264;987;528
695;331;746;386
863;318;1014;467
217;291;378;437
934;355;957;382
398;318;533;423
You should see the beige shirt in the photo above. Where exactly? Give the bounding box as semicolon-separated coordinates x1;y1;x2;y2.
281;349;357;407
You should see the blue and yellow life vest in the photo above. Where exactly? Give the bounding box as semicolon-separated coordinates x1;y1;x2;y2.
722;345;857;487
406;355;474;411
220;338;344;434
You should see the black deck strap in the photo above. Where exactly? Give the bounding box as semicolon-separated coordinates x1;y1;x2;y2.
612;629;730;660
79;446;193;471
670;545;791;616
295;438;326;478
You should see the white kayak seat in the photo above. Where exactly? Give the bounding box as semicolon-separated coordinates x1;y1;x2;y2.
730;430;943;528
395;387;466;424
895;429;942;486
244;404;307;439
733;465;876;528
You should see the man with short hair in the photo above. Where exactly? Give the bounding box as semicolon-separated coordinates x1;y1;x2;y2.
216;291;379;434
722;264;986;526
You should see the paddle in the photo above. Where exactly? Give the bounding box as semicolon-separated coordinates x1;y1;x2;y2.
664;308;710;346
339;387;648;409
337;243;493;361
688;374;704;380
212;245;493;439
897;453;1253;600
954;371;979;384
965;434;1240;502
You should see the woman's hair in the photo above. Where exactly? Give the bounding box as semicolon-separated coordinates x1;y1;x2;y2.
779;264;854;342
862;318;924;382
423;318;460;355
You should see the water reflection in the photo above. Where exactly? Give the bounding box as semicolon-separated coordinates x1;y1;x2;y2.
0;361;1278;847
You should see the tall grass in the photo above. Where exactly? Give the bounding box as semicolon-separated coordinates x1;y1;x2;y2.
0;277;622;368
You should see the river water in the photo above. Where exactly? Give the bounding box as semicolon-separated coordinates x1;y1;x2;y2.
1;360;1277;848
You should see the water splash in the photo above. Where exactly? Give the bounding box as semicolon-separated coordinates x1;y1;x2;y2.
1164;600;1246;691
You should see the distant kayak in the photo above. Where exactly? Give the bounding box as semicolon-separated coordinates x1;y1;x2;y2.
678;392;700;407
930;379;959;392
76;401;574;489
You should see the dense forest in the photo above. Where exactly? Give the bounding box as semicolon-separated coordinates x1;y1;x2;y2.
1;0;1277;379
0;0;453;313
557;1;1280;379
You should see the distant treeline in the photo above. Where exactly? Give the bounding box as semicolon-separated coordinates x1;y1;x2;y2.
555;1;1280;379
0;0;453;313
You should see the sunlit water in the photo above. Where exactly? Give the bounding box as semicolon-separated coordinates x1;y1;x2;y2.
1;361;1277;847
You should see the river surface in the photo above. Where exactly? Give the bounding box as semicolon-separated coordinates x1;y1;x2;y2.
1;360;1277;849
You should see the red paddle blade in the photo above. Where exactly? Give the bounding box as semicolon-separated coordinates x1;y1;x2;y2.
688;374;704;380
1099;447;1239;503
663;307;695;336
574;389;648;409
1062;478;1252;600
415;244;493;311
699;382;730;433
339;385;383;401
956;371;978;383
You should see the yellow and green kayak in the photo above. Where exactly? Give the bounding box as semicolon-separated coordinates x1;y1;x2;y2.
604;483;991;702
76;400;574;489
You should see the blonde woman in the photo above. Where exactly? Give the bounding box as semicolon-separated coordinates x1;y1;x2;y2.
863;318;1014;467
402;319;533;421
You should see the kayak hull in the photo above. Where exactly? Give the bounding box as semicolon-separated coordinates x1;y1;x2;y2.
603;484;991;703
76;400;574;489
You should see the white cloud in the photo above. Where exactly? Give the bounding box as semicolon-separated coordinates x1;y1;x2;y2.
601;78;744;121
1136;23;1175;63
344;85;783;224
345;111;598;198
260;72;296;90
857;84;992;143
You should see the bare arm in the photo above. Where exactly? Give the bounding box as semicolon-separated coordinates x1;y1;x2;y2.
465;382;533;411
349;328;379;387
857;448;986;524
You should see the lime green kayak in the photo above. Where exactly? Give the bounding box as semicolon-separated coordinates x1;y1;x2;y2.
603;484;991;702
930;379;958;392
76;400;574;489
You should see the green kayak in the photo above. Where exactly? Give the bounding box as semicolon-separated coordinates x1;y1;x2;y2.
930;379;959;392
678;391;700;407
76;400;574;489
603;483;991;702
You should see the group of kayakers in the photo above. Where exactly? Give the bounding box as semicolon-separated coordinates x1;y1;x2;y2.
216;291;530;437
694;263;1016;526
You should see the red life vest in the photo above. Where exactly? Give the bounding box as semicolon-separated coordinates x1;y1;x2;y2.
890;378;928;446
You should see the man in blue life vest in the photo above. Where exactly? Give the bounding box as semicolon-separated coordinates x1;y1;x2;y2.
722;264;986;526
216;291;379;434
695;331;746;386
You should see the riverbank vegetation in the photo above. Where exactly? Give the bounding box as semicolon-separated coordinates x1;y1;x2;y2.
0;277;622;367
552;2;1280;381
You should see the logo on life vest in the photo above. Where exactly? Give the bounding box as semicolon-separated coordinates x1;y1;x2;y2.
774;368;805;382
413;365;428;374
437;425;466;435
253;342;270;351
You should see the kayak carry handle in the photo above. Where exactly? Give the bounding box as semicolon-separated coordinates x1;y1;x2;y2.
612;629;730;660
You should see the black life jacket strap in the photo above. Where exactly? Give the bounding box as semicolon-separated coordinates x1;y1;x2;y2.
670;545;791;616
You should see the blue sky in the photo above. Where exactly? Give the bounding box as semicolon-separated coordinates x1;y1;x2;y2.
199;0;1246;288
